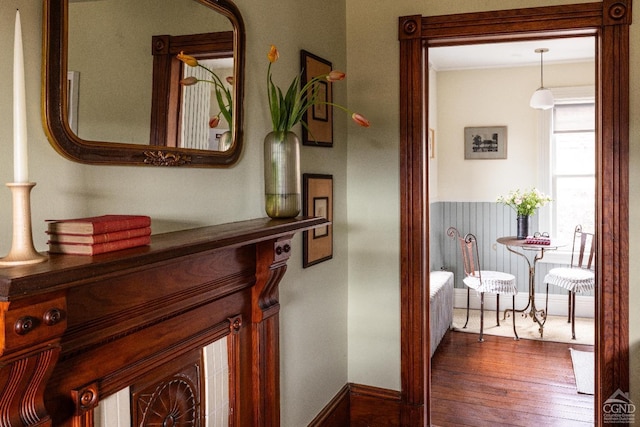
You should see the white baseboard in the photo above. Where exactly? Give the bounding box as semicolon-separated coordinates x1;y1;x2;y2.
453;288;594;318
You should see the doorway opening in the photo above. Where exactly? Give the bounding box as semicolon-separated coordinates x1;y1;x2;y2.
398;2;630;425
427;37;596;424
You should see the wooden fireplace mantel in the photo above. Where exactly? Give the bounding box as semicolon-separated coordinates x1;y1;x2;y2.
0;216;326;426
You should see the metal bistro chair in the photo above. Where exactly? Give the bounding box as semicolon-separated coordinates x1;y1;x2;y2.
543;225;595;340
447;227;519;342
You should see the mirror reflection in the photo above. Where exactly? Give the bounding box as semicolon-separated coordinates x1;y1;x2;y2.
67;0;234;152
181;58;234;151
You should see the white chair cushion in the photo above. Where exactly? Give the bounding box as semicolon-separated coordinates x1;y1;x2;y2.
544;267;595;293
463;270;517;295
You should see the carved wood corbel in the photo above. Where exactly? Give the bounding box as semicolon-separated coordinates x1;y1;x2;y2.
0;294;67;426
250;236;293;426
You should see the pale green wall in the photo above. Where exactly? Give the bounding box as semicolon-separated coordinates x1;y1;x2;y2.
0;1;347;426
1;0;637;425
346;0;639;408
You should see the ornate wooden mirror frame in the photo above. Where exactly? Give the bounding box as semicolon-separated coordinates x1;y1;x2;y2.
42;0;245;167
398;1;630;424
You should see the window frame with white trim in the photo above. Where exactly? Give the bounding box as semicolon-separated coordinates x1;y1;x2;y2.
537;86;595;264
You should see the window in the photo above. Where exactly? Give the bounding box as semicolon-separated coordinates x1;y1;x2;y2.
538;88;596;262
548;98;595;247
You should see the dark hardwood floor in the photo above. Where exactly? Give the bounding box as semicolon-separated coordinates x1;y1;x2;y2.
430;330;594;426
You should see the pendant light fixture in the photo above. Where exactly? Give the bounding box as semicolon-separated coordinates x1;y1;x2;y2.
529;48;554;110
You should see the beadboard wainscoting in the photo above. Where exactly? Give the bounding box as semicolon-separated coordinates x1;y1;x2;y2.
430;201;594;300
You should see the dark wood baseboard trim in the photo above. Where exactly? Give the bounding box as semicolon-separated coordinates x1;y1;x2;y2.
308;384;350;427
350;384;402;427
309;383;401;427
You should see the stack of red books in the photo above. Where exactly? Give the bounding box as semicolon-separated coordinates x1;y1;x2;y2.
524;235;551;245
46;215;151;255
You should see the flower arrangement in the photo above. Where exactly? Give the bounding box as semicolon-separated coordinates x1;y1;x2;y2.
497;188;552;217
266;45;369;135
177;52;232;128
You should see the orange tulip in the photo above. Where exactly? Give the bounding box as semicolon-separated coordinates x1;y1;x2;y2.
268;45;279;63
177;51;198;67
209;115;221;128
267;45;370;133
180;76;198;86
351;113;370;128
326;71;346;82
226;76;234;85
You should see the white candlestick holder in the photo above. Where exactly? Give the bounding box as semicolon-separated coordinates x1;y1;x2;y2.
0;182;47;266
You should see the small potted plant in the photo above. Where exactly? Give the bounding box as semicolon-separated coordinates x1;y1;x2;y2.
497;188;552;239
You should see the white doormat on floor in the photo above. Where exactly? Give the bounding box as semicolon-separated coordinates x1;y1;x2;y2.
570;348;595;395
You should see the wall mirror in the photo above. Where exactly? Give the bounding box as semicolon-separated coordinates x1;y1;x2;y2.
43;0;245;167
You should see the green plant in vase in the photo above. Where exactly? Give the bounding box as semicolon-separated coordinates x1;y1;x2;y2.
264;45;369;218
497;188;552;239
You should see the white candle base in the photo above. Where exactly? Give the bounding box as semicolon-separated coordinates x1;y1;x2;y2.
0;182;47;266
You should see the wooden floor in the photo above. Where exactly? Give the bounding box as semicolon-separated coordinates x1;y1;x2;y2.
430;330;594;426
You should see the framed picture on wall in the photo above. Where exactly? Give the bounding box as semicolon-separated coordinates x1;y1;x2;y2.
300;50;333;147
303;174;333;267
464;126;507;159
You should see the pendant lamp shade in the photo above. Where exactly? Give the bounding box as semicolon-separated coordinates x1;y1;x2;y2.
530;48;554;110
530;88;554;109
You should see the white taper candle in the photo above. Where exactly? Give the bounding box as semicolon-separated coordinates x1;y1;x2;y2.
13;10;28;183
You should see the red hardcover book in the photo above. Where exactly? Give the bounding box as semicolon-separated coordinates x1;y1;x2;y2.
47;226;152;244
525;236;551;245
47;235;151;255
46;215;151;235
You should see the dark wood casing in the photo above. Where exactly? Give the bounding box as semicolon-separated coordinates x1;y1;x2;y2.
399;1;630;426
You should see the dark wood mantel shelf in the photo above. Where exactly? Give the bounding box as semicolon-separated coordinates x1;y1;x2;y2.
0;216;326;426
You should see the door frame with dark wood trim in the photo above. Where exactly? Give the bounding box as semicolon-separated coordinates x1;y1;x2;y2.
398;1;630;425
